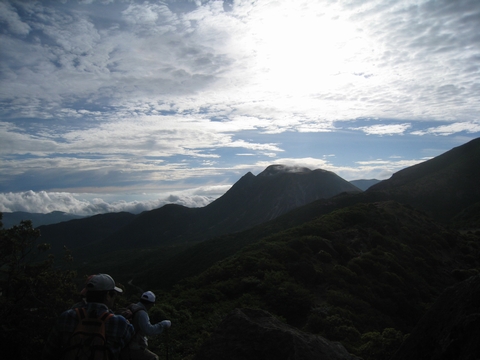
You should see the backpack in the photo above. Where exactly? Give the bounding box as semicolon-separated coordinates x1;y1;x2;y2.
115;304;143;326
63;308;114;360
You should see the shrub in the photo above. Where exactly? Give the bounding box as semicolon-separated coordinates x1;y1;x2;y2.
0;218;77;360
358;328;406;360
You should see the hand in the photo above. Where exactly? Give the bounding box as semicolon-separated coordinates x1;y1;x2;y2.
160;320;171;328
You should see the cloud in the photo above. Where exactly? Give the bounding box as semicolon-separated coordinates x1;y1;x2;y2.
0;185;231;216
3;120;268;165
253;156;426;182
0;2;31;35
349;158;426;180
0;151;430;216
0;153;403;216
352;123;412;136
411;121;480;136
2;0;479;124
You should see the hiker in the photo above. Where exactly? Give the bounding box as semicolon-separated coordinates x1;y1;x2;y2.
71;274;95;309
120;291;171;360
42;273;135;360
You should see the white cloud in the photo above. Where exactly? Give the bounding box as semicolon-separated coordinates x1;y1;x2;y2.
254;158;331;174
0;152;429;216
411;122;480;136
352;123;412;136
0;185;231;216
2;0;479;124
253;156;426;182
0;2;31;35
346;158;426;180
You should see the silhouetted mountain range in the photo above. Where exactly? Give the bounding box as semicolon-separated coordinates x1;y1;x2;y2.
37;212;136;254
31;138;478;294
349;179;381;191
6;138;480;272
37;165;362;258
0;175;376;229
1;211;84;229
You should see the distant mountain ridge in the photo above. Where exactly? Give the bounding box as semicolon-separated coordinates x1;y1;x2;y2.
37;164;361;257
203;166;361;228
6;138;480;269
349;179;381;191
1;211;84;229
37;212;136;254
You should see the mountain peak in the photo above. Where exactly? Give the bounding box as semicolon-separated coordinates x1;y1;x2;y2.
258;164;312;177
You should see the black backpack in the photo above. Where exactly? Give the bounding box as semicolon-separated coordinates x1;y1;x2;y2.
63;308;114;360
115;304;143;327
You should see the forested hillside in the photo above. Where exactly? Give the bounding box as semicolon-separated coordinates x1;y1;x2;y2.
130;201;480;359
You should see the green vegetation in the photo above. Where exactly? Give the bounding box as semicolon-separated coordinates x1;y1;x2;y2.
2;200;480;360
0;214;78;359
120;201;480;360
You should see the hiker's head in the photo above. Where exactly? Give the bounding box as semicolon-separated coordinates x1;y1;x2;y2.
140;291;156;308
85;274;123;306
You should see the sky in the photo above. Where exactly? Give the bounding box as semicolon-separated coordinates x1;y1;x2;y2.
1;0;480;216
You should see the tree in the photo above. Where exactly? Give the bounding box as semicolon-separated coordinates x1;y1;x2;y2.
0;213;77;359
358;328;407;360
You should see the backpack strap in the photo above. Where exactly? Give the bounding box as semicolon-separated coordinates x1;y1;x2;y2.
99;312;113;322
76;307;86;320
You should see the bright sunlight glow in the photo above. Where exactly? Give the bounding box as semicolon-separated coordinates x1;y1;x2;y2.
242;3;372;96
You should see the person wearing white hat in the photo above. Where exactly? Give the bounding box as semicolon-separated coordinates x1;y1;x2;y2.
120;291;171;360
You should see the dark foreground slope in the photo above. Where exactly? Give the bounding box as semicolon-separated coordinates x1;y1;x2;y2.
195;308;360;360
392;274;480;360
145;200;480;360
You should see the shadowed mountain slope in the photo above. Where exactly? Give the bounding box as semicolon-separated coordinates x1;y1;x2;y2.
200;166;361;231
76;138;480;287
37;212;136;255
64;166;361;260
391;274;480;360
154;200;480;360
367;137;480;220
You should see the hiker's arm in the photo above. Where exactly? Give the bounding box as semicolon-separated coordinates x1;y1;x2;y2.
136;311;170;336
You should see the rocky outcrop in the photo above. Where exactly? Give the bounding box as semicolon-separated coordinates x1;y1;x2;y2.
194;308;359;360
392;274;480;360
